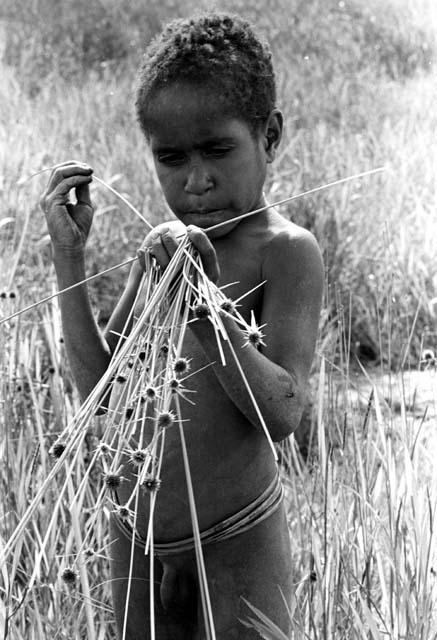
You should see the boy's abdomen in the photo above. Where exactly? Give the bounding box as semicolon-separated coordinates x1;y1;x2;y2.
115;329;278;543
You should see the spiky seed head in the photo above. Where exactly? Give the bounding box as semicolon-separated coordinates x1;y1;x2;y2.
220;298;236;314
169;378;179;392
422;349;435;362
129;448;149;466
103;472;123;489
173;357;190;375
145;386;156;400
61;566;78;586
49;440;66;459
115;505;132;523
194;302;209;319
142;475;162;492
157;411;176;429
247;329;264;347
97;442;111;458
116;374;127;384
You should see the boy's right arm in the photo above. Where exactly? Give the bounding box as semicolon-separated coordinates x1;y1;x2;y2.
40;162;113;401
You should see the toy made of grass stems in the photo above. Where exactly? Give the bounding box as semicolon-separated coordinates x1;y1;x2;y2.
1;164;385;635
1;236;280;640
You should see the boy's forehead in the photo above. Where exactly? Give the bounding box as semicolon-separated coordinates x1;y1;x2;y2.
146;83;249;144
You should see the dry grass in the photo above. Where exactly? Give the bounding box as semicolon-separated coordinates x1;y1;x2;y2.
1;0;437;637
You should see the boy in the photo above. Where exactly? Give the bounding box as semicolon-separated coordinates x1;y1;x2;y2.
40;12;323;639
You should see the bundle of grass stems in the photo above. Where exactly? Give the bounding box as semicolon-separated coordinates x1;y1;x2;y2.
0;227;280;639
0;165;385;638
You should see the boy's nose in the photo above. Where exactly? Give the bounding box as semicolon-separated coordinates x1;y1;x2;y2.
184;163;213;195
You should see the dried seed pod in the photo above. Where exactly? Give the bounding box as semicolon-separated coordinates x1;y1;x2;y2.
246;329;266;348
173;357;190;375
169;378;179;392
114;504;133;523
61;566;78;586
145;386;157;400
49;440;67;459
193;302;209;319
129;448;149;467
103;472;123;489
142;475;162;492
160;343;169;356
220;298;236;314
157;411;176;429
96;442;112;459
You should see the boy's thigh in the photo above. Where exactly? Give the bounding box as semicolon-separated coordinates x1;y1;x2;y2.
202;503;293;640
108;517;196;640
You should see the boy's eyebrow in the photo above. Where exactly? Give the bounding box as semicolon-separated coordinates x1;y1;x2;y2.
153;136;236;152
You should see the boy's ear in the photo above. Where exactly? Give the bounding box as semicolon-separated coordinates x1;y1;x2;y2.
263;109;283;162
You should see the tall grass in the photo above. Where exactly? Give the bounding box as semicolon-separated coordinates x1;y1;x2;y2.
1;0;437;637
1;273;436;637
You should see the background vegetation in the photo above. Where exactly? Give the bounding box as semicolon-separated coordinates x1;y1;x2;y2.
1;0;436;637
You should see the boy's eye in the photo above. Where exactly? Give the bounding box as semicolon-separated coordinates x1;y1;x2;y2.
157;152;186;166
203;147;232;158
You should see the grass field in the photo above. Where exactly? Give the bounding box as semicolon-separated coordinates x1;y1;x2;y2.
1;0;437;637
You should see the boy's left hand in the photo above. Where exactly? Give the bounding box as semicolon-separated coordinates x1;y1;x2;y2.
138;224;220;284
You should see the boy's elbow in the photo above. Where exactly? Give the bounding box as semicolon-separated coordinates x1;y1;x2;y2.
270;416;302;442
269;396;306;442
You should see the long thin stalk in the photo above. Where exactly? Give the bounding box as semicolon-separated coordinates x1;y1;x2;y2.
175;397;216;640
4;167;384;324
0;256;138;325
205;167;385;233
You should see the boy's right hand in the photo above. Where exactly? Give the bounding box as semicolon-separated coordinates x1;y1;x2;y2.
40;161;94;257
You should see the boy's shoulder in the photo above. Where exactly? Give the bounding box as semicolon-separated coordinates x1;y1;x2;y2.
261;211;323;272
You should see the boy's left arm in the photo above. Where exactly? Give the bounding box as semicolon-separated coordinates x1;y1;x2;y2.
190;228;324;441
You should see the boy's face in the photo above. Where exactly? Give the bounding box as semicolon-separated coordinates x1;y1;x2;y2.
145;83;274;238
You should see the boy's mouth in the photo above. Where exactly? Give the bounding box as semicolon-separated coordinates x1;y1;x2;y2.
182;209;227;225
187;208;222;215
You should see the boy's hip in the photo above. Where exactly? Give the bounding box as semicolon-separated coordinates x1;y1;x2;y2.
111;471;285;557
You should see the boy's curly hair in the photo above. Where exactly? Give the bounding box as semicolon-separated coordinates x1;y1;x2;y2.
135;13;276;137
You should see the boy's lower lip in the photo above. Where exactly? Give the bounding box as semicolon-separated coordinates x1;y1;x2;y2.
183;209;227;225
187;209;222;215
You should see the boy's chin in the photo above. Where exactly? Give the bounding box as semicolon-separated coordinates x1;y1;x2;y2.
204;220;241;239
175;211;241;238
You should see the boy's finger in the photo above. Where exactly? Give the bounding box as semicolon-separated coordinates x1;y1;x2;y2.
49;175;93;205
152;238;172;269
48;163;93;191
41;175;93;212
144;232;171;270
75;182;92;208
187;225;220;283
160;229;179;257
137;248;146;272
